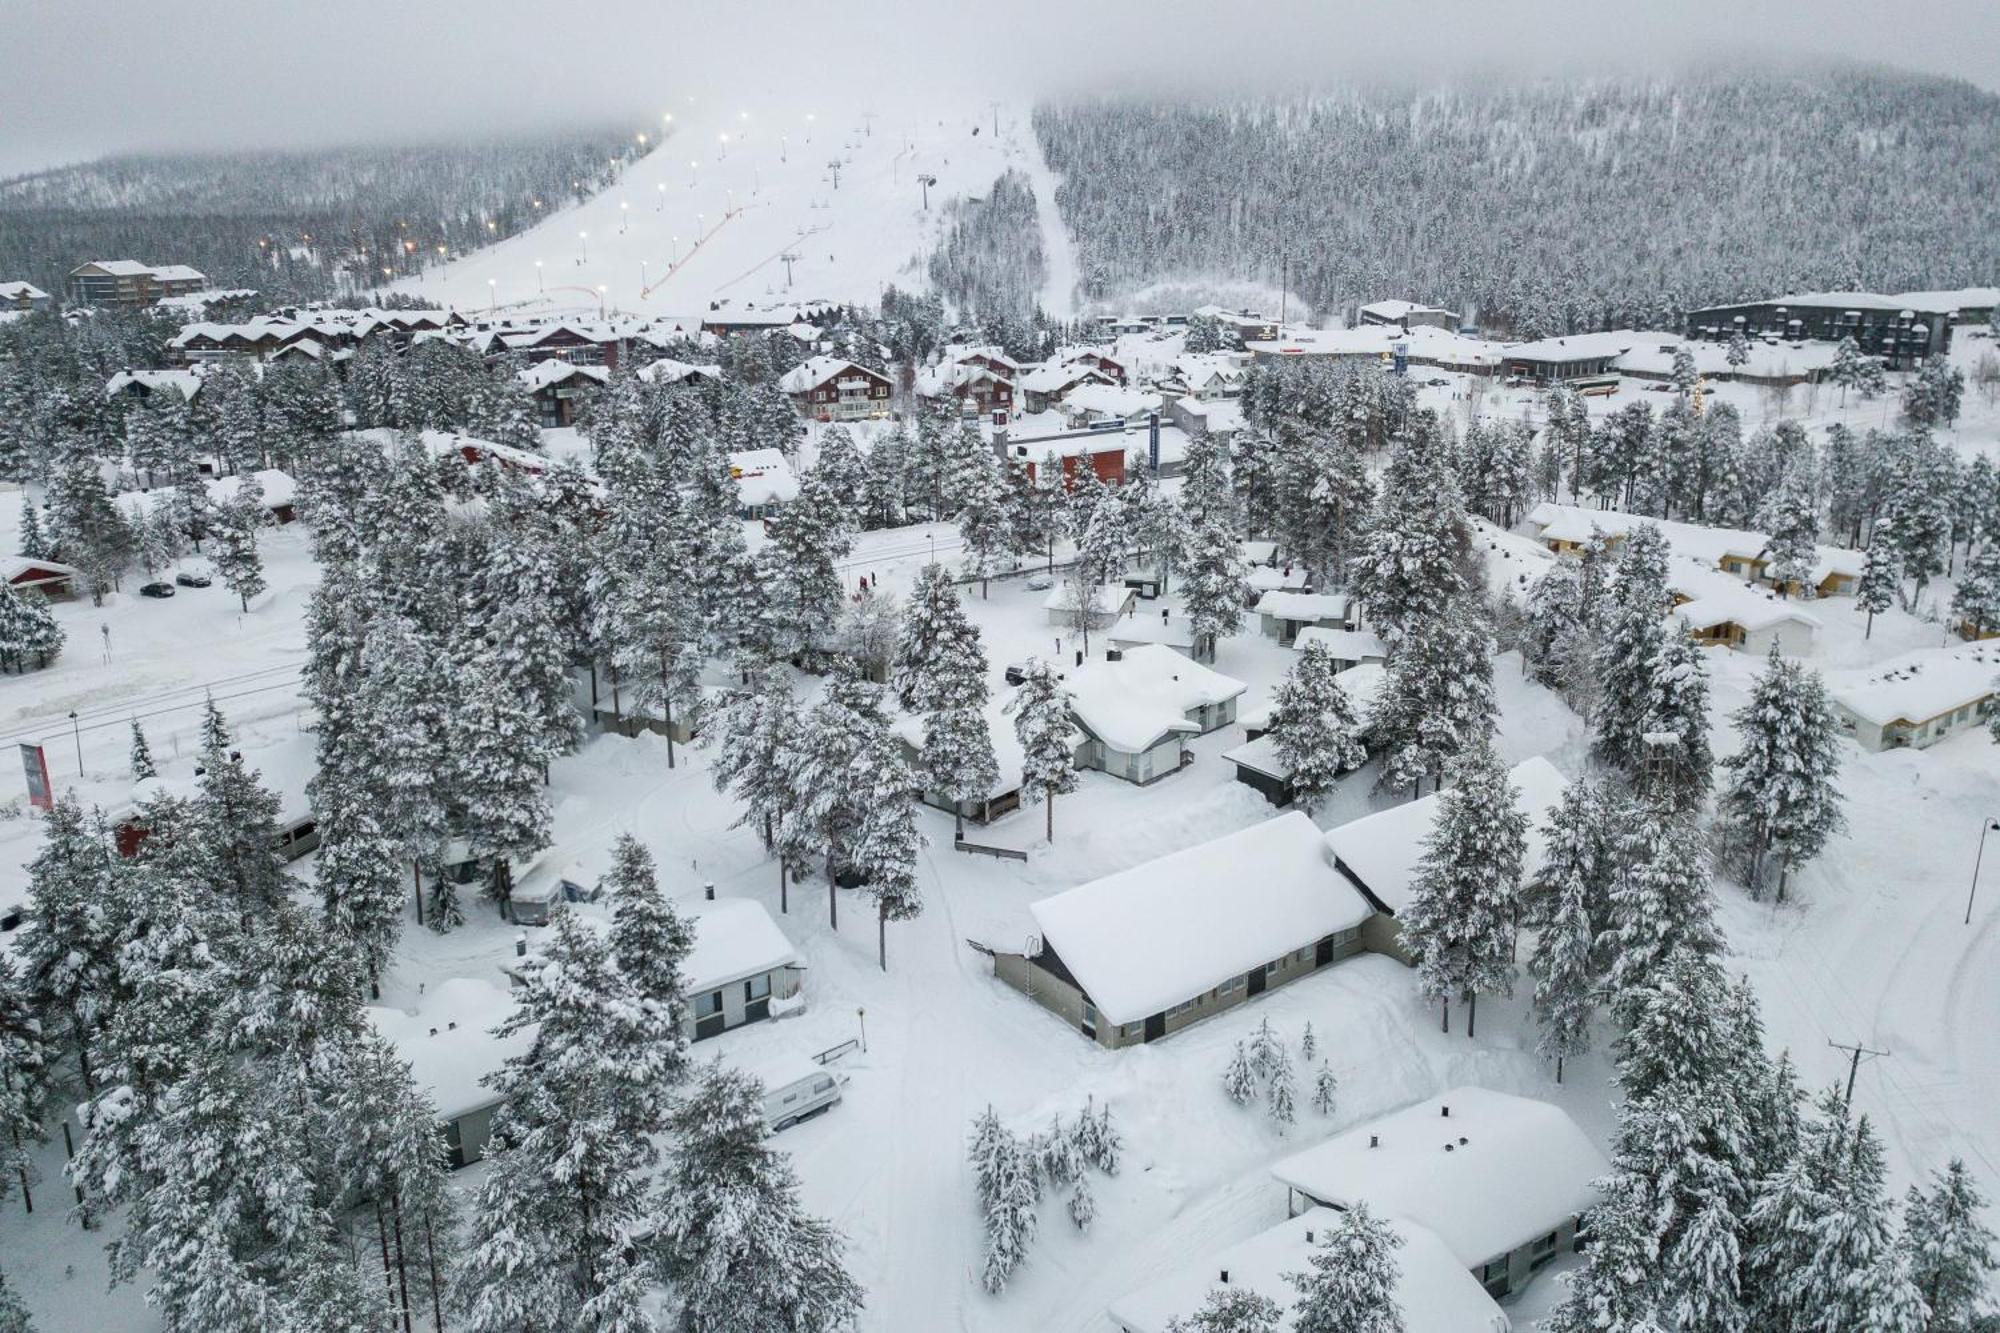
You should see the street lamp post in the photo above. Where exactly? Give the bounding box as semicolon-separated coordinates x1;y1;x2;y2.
1968;816;2000;920
486;278;496;313
68;711;82;775
535;259;543;293
578;231;589;264
620;200;629;234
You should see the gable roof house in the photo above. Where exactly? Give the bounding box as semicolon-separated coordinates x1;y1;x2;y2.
1323;756;1569;962
1828;643;2000;751
778;356;894;421
365;978;536;1168
1270;1086;1609;1301
1065;645;1248;785
984;812;1376;1046
1224;662;1386;807
516;359;610;427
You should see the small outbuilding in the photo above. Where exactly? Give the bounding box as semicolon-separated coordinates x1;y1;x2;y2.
1065;644;1247;784
1043;581;1137;629
1254;590;1351;645
365;978;535;1169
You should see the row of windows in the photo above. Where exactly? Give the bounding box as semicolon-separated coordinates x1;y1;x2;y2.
693;973;774;1019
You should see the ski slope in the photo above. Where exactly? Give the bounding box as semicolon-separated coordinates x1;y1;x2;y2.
396;98;1066;321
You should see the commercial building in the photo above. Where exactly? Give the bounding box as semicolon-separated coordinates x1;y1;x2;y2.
68;260;207;307
1681;292;1952;370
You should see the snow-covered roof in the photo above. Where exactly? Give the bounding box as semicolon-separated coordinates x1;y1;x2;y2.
682;898;801;995
890;690;1065;800
1063;384;1162;419
5;557;80;585
149;264;205;283
1245;327;1400;359
1828;643;2000;729
1526;502;1767;566
1888;287;2000;315
1270;1086;1609;1268
1293;626;1387;661
778;355;887;395
1669;557;1821;638
1254;590;1349;622
1019;362;1109;394
1360;299;1460;322
1028;812;1375;1025
105;369;203;401
1042;582;1133;616
1763;291;1912;313
365;978;533;1121
516;360;610;393
1174;399;1246;436
1107;1208;1509;1333
1246;565;1309;594
1611;340;1840;380
206;468;297;511
1323;757;1569;915
1065;644;1247;753
1468;516;1556;605
0;281;49;301
1503;330;1679;363
635;356;722;385
82;259;158;277
1106;612;1196;652
728;449;798;506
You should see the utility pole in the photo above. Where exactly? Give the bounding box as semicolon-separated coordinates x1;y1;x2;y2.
1828;1039;1890;1110
861;112;876;138
1968;816;2000;924
1280;253;1289;326
779;251;799;289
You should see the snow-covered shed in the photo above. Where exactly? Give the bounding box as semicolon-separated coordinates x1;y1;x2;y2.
727;448;799;517
987;812;1375;1046
1108;1208;1509;1333
1065;645;1247;784
1043;580;1137;629
1293;626;1387;671
1269;1086;1608;1301
1224;664;1385;806
1254;590;1351;645
1323;756;1568;963
1828;643;2000;751
365;978;533;1169
4;556;79;601
681;898;806;1041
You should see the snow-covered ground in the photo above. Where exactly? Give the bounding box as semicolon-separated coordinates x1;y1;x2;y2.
393;98;1054;321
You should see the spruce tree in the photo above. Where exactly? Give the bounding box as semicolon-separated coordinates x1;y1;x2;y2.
1757;463;1821;595
1856;529;1899;638
604;834;694;1129
1010;658;1078;842
1398;740;1525;1036
1900;1159;1997;1329
211;488;267;612
1312;1063;1338;1117
1349;414;1467;643
654;1064;865;1330
1717;647;1847;901
1178;433;1247;662
1543;1169;1665;1333
1951;542;2000;639
0;951;48;1217
1601;812;1723;1024
1372;606;1495;797
1643;622;1715;810
128;718;155;780
849;718;926;971
451;661;553;917
1529;783;1606;1083
1593;523;1674;776
1286;1201;1405;1333
1223;1042;1258;1105
1268;639;1366;810
1164;1286;1282;1333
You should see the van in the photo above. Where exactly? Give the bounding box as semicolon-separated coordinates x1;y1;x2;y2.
755;1053;846;1132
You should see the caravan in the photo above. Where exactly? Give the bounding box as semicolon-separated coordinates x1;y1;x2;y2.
754;1053;846;1132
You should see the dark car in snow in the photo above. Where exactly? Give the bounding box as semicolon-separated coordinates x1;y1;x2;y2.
174;571;211;588
139;582;176;598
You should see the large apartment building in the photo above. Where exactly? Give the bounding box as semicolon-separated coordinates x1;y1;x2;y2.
67;261;208;308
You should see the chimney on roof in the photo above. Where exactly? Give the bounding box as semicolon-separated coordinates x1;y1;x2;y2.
1442;1104;1450;1118
1304;1230;1314;1243
1219;1270;1229;1285
427;1027;438;1037
1369;1135;1379;1148
447;1021;457;1031
705;883;716;901
1445;1143;1455;1152
1458;1137;1468;1146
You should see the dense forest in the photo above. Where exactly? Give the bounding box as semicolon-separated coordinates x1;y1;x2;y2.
0;130;652;304
926;169;1046;324
1034;65;2000;336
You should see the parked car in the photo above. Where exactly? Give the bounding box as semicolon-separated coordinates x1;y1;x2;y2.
1024;571;1055;591
174;571;211;588
1004;662;1030;686
139;582;175;598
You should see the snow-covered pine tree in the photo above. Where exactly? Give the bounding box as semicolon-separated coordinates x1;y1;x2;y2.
1856;528;1899;639
1299;1021;1316;1062
893;562;986;712
849;718;926;971
759;465;854;660
1009;658;1078;842
1178;433;1248;662
604;833;693;1130
1544;1167;1665;1333
1312;1064;1338;1117
1643;622;1715;810
1899;1158;1997;1328
1223;1042;1258;1106
1528;781;1613;1082
1601;812;1724;1022
1372;606;1496;797
456;910;663;1332
127;718;155;780
969;1106;1013;1211
1267;639;1366;809
1067;1174;1096;1233
0;950;48;1216
710;671;801;887
1267;1053;1296;1133
1592;523;1674;775
16;498;44;560
1398;740;1525;1035
1830;336;1869;405
192;709;293;919
654;1064;866;1330
1349;412;1467;643
0;1268;30;1333
959;451;1017;596
981;1121;1041;1295
815;425;867;515
1248;1017;1283;1078
1163;1286;1281;1333
451;660;553;919
0;582;63;674
1285;1201;1404;1333
210;487;267;612
1757;463;1821;596
312;777;406;988
1950;541;2000;640
1718;648;1848;903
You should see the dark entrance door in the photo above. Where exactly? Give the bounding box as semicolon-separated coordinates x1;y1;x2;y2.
1143;1012;1166;1042
1247;967;1268;997
1315;937;1335;967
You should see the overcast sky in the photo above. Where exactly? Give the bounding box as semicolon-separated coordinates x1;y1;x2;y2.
2;0;1996;178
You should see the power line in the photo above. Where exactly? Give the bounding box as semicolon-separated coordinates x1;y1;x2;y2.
1829;1038;1892;1111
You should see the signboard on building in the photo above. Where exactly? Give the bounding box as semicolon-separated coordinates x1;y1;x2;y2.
19;743;51;811
1393;342;1409;376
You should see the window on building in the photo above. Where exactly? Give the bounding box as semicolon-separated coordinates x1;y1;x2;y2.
694;990;723;1019
1120;1022;1142;1039
745;974;771;1003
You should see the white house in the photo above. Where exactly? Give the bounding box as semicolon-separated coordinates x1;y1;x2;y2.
365;978;535;1169
986;812;1375;1046
1270;1086;1609;1301
1065;644;1247;784
1828;644;2000;751
1225;662;1387;806
1323;756;1568;962
682;898;806;1040
727;448;799;517
1670;559;1822;655
1524;502;1861;600
1108;1209;1509;1333
1043;581;1137;629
